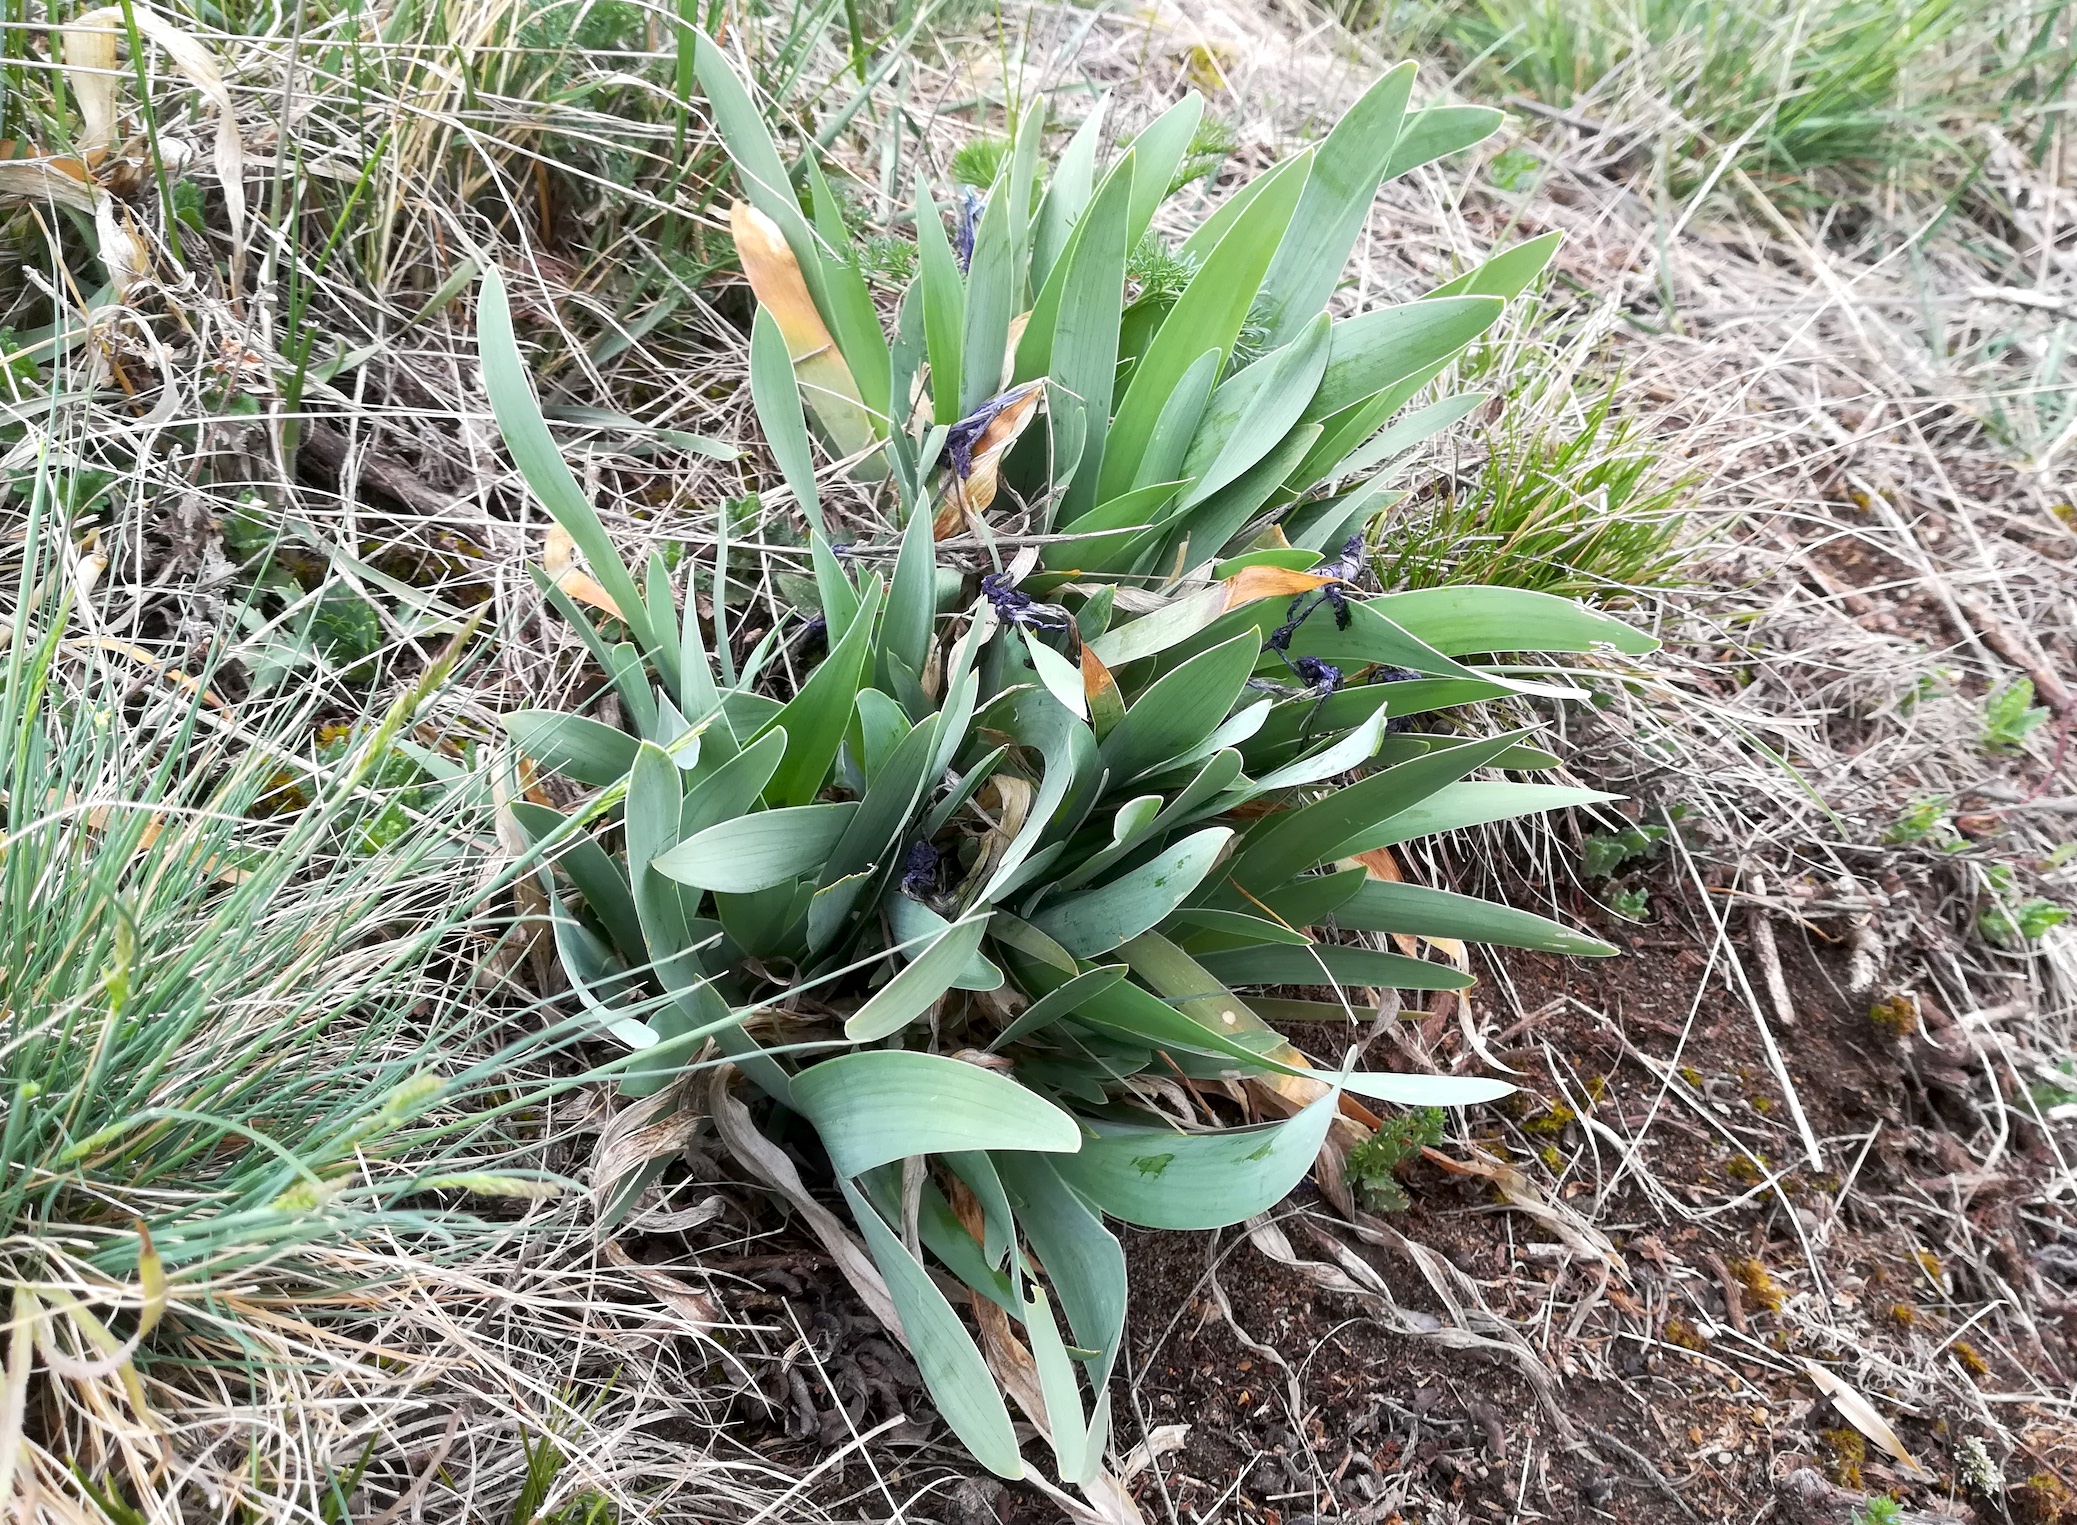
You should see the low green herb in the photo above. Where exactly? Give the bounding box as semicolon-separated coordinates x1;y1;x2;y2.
1983;678;2051;753
1345;1107;1445;1212
1582;822;1667;877
1885;798;1959;847
1980;896;2068;948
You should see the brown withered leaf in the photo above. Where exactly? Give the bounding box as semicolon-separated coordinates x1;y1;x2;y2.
1220;564;1336;609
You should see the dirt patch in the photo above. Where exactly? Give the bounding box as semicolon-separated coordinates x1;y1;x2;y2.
683;857;2077;1525
1086;877;2077;1525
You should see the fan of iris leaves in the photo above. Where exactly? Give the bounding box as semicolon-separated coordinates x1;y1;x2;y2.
480;36;1658;1498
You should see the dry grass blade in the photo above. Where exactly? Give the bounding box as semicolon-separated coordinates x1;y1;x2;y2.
1802;1359;1928;1478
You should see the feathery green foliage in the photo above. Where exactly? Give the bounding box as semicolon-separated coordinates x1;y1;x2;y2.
1373;379;1693;598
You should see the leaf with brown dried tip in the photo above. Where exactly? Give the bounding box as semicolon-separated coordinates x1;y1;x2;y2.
62;10;120;157
543;524;625;620
68;6;246;272
1082;645;1125;738
729;200;876;460
0;156;100;212
1220;564;1336;610
1426;1147;1628;1273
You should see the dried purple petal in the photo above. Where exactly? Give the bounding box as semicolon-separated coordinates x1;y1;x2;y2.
955;188;985;272
980;570;1070;630
946;387;1030;479
1317;534;1367;583
901;839;941;896
1293;656;1341;693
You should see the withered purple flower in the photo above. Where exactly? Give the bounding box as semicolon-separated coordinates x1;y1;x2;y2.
955;187;985;272
1267;536;1365;654
900;839;942;896
1292;656;1342;693
980;570;1070;631
946;386;1037;479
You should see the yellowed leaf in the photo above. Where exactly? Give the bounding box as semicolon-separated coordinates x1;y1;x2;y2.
602;1241;721;1332
62;10;120;157
1080;645;1116;701
0;1287;30;1505
1220;564;1335;609
134;1223;166;1341
1078;644;1127;738
1003;311;1031;388
728;200;875;458
543;523;575;575
70;5;246;264
1350;846;1422;956
731;199;836;362
1428;1148;1628;1273
542;524;624;619
0;156;101;212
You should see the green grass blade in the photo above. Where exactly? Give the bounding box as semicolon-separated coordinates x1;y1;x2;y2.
1384;105;1504;180
961;173;1019;415
1122;93;1206;248
1365;586;1660;654
653;804;858;893
799;1050;1080;1172
1177;312;1334;507
1030;95;1108;293
1051;1090;1340;1230
478;267;655;657
1331;780;1620;858
915;178;966;426
759;576;885;806
1335;878;1616;956
1028;827;1232;957
838;1176;1025;1478
751;305;823;534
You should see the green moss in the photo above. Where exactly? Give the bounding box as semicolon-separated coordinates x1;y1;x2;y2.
1663;1317;1706;1351
1729;1256;1784;1313
1726;1152;1769;1184
1952;1340;1990;1379
1822;1427;1866;1489
1869;992;1918;1039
